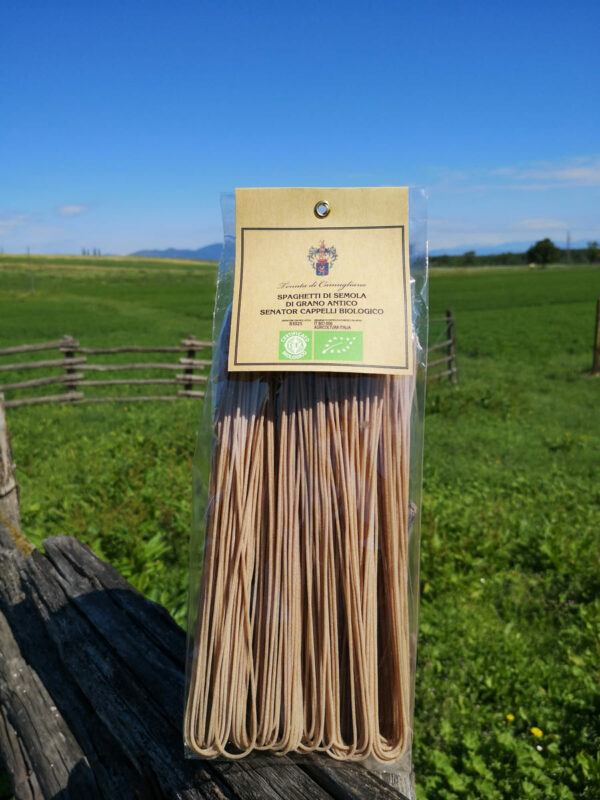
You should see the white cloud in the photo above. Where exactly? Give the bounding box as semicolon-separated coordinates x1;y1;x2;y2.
495;157;600;189
490;167;516;177
430;225;518;250
0;215;26;237
57;204;88;216
434;156;600;194
428;215;585;251
514;218;567;231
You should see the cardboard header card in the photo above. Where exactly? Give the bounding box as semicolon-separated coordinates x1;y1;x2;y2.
229;187;413;375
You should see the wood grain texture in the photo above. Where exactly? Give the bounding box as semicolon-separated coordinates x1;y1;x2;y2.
0;610;100;799
0;530;409;799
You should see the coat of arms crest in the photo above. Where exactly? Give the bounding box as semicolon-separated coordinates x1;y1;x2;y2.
308;240;338;276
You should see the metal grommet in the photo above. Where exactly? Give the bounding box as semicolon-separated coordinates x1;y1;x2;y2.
314;200;330;219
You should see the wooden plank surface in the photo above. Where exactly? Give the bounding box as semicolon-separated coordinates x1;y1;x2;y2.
0;530;410;800
0;610;100;799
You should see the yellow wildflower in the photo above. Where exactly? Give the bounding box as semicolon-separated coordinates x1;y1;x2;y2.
506;714;515;722
530;727;543;738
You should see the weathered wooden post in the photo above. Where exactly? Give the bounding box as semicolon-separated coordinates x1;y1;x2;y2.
183;335;196;393
446;309;458;384
178;337;210;399
60;335;81;399
0;394;32;554
592;299;600;375
0;394;22;539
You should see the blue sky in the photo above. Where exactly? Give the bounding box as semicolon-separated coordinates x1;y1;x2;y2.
2;0;599;255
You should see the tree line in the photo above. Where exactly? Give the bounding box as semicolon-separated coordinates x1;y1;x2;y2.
431;240;600;268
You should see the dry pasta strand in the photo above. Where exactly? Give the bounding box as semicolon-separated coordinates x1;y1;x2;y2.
184;367;415;763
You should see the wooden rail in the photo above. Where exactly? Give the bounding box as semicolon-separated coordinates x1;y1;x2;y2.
428;310;458;384
0;357;87;372
0;320;459;410
0;339;67;356
0;336;211;409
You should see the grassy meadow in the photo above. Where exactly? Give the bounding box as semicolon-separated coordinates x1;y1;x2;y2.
0;255;599;798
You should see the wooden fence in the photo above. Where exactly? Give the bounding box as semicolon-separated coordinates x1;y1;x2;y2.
1;319;458;409
0;336;211;409
428;309;458;383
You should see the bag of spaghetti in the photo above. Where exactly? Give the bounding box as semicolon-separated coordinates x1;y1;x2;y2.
184;187;428;785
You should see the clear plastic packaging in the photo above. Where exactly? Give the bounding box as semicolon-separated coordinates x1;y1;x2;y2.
184;189;428;786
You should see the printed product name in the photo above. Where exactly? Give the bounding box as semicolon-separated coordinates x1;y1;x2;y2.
262;292;383;316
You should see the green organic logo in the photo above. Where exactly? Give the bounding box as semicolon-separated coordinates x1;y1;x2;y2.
279;331;312;360
314;332;363;361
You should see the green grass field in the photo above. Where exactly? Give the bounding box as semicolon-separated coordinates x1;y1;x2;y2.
0;256;599;798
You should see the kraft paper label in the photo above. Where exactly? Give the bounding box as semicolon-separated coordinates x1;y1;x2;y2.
229;187;413;375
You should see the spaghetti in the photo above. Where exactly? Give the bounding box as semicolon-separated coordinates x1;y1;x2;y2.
184;364;415;763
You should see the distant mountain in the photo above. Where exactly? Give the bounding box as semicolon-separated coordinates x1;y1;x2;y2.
130;244;222;261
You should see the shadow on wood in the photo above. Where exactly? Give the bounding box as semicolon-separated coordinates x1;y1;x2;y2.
0;532;411;800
